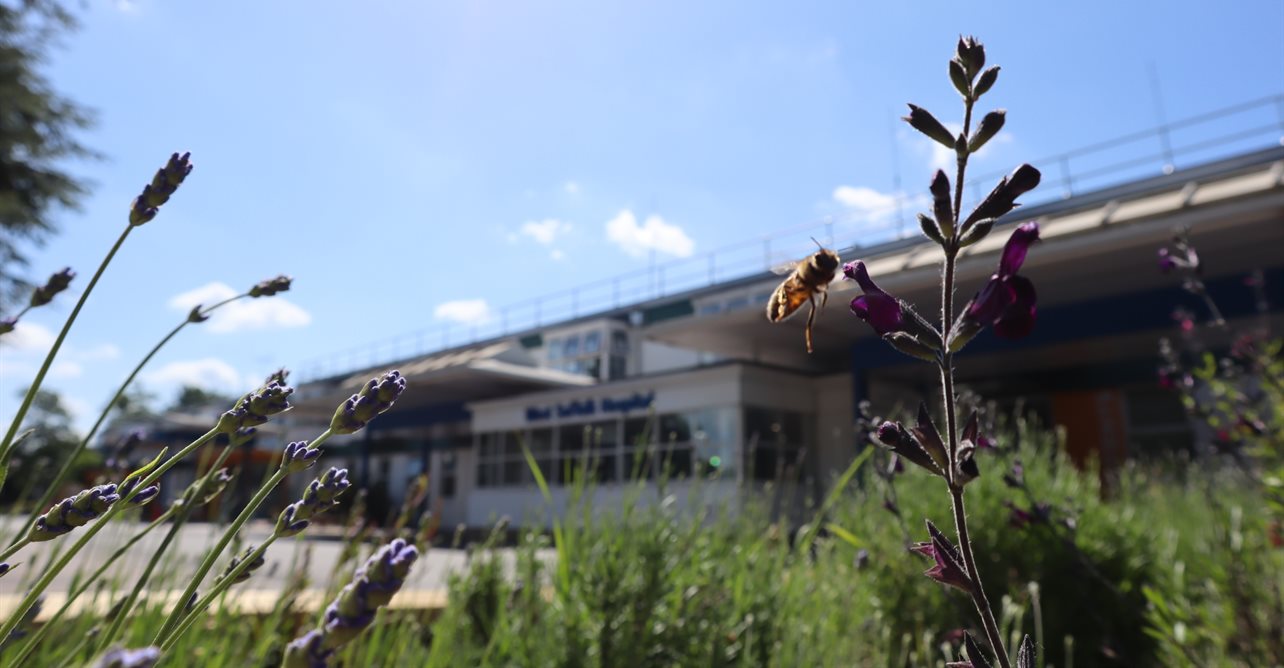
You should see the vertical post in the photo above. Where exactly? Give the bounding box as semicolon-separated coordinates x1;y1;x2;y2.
1059;156;1074;199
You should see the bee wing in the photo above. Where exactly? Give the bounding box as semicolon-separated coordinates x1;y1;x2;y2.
770;260;802;276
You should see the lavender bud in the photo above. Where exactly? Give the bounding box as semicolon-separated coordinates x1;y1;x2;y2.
119;478;161;507
187;305;210;323
129;152;192;226
329;371;406;435
129;192;159;226
216;382;294;434
30;484;121;542
0;316;16;335
283;630;328;668
218;546;265;585
275;501;312;538
308;467;351;507
322;539;418;648
93;646;161;668
0;562;13;578
967;109;1005;154
249;274;293;298
29;267;76;308
903;103;956;149
281;440;322;473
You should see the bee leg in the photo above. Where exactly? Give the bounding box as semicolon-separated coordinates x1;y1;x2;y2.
805;295;817;353
819;287;829;311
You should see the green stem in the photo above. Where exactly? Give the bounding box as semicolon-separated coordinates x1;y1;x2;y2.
0;536;29;564
158;536;277;653
154;429;332;644
93;444;237;655
8;507;175;666
8;295;247;548
0;226;133;466
0;427;219;644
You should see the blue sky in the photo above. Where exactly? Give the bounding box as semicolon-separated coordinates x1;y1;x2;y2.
2;0;1282;432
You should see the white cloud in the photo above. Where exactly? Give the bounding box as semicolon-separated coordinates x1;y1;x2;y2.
434;299;492;325
563;181;580;195
550;249;566;261
145;358;243;392
518;219;572;246
605;210;695;259
909;122;1014;173
168;282;311;334
832;186;899;214
1;322;56;352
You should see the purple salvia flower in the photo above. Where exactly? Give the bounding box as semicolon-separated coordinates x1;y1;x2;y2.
281;440;322;473
909;520;972;592
0;316;16;335
1003;460;1025;489
844;261;905;336
92;646;161;668
329;370;407;435
1157;247;1178;273
0;562;13;578
249;274;293;298
958;222;1040;341
29;267;75;308
29;484;121;542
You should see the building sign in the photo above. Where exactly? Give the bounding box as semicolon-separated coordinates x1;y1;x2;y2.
525;391;655;422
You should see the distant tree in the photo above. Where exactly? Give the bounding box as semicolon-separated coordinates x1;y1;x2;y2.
0;0;96;309
111;383;157;422
0;386;98;506
169;385;235;414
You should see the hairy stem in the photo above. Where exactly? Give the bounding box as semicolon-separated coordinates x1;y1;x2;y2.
940;95;1011;667
0;226;133;483
10;295;247;547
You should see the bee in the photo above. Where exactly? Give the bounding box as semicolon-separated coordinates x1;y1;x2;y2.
765;240;841;353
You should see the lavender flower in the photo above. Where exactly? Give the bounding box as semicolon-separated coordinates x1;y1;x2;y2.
283;539;418;667
0;562;13;578
281;440;322;473
249;274;292;297
187;305;210;323
217;546;265;586
118;477;161;507
954;222;1040;344
129;152;193;226
29;484;121;542
910;520;971;592
329;371;406;435
274;468;351;539
92;646;161;668
29;267;76;307
215;381;294;434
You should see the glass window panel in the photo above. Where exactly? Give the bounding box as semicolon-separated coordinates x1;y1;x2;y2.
563;335;580;357
609;355;628;380
611;331;629;354
584;331;601;354
585;420;618;450
623;416;654;448
529;428;554;455
659;413;692;444
560;423;587;454
547;338;562;360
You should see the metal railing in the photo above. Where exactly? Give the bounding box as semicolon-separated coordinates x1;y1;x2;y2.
299;93;1284;381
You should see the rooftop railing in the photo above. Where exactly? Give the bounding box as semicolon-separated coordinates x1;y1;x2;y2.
300;93;1284;381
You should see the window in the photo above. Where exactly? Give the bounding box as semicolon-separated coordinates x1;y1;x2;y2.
584;331;601;354
609;355;628;380
563;335;580;358
476;430;549;488
547;338;562;360
611;330;629;355
440;451;456;498
743;408;808;482
555;420;618;484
